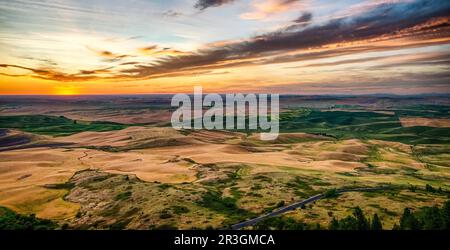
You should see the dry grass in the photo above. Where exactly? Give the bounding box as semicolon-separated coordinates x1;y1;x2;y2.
400;117;450;128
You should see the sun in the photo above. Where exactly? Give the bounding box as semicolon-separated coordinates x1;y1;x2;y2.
54;86;79;95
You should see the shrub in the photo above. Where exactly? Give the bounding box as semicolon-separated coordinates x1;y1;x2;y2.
0;207;57;230
276;201;285;208
115;191;132;201
159;210;173;219
324;188;339;198
172;206;190;215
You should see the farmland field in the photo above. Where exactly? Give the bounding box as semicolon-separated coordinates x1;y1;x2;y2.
0;95;449;230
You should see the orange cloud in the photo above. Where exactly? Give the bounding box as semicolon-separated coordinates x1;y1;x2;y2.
138;45;187;57
86;46;130;62
240;0;302;20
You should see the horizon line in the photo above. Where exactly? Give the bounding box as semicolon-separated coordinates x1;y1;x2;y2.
0;92;449;97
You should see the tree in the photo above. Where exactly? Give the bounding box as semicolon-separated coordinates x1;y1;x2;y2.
400;208;420;230
371;213;383;230
329;217;340;230
324;189;339;198
353;207;369;230
338;216;359;230
425;184;435;193
0;207;56;230
419;206;444;230
442;201;450;229
328;207;371;230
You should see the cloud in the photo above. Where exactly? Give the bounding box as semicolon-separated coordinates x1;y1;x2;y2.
370;52;450;69
282;11;312;30
296;52;450;68
137;45;188;57
162;10;182;17
86;46;129;62
260;78;450;95
336;0;415;19
119;61;140;66
2;0;449;83
78;66;113;75
240;0;301;20
19;56;58;66
119;0;450;79
293;12;312;25
0;64;99;81
194;0;236;10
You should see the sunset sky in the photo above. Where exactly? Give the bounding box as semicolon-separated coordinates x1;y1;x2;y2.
0;0;449;95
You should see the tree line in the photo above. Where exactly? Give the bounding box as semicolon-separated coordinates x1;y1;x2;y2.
254;200;450;230
330;200;450;230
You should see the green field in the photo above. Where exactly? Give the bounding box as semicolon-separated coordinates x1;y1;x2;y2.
0;115;128;136
279;109;450;144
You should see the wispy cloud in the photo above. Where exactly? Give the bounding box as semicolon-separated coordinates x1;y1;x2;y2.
293;12;312;24
194;0;236;10
0;64;99;81
86;46;130;62
137;45;188;57
240;0;303;20
162;10;183;17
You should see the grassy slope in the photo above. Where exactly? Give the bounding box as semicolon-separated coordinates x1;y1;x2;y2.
0;115;128;136
279;109;450;144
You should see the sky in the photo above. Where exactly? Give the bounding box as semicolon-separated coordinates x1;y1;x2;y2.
0;0;449;95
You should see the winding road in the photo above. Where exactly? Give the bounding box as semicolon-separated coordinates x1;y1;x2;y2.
231;186;392;230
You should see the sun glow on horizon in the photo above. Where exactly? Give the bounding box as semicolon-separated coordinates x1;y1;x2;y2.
53;86;80;96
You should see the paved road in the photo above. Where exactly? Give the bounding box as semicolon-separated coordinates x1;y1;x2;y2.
231;187;390;230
